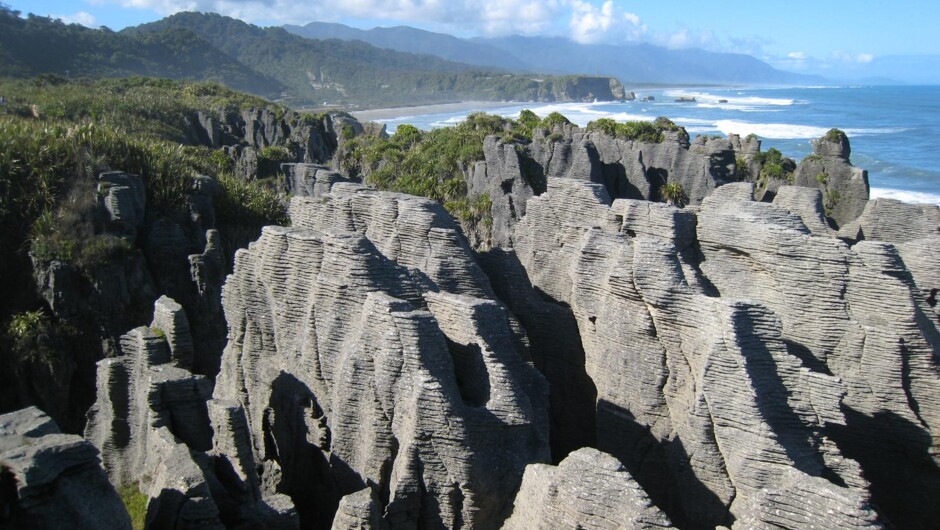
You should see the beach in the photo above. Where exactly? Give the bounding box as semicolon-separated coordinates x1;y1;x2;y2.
350;101;520;121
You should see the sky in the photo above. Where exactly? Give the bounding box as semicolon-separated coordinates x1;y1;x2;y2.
6;0;940;80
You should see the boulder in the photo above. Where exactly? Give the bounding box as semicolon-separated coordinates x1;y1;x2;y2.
0;407;131;530
281;162;354;198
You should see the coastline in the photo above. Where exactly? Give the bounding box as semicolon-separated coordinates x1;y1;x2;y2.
350;101;524;121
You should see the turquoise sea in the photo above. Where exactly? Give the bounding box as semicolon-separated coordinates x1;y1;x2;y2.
375;85;940;205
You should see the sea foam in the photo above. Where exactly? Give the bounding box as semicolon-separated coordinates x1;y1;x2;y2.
870;187;940;206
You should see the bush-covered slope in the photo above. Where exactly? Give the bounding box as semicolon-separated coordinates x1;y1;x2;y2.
0;7;285;97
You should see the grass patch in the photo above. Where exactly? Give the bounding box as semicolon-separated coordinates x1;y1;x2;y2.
119;484;148;530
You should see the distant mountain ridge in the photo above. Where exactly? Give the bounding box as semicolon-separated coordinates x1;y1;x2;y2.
284;21;823;85
0;8;628;108
283;21;531;72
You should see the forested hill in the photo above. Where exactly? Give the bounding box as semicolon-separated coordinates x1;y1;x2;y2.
0;7;626;108
0;7;284;97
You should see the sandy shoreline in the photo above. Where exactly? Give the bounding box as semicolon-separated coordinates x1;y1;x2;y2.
350;101;524;121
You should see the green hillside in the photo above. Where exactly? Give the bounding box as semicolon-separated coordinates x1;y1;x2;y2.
0;7;284;97
0;7;624;108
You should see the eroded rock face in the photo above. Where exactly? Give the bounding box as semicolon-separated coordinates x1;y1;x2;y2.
503;447;673;530
508;178;882;528
212;187;549;528
281;163;354;198
0;407;131;530
84;297;296;530
467;128;738;248
697;186;940;529
792;132;870;227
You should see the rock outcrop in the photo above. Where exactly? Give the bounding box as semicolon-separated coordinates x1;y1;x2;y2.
281;163;354;198
84;297;296;529
0;407;131;529
792;130;870;227
697;183;940;529
210;187;549;528
503;447;673;529
467;127;739;245
508;178;883;527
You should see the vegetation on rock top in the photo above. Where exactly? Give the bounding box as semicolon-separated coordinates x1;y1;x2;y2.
587;116;689;144
0;77;287;324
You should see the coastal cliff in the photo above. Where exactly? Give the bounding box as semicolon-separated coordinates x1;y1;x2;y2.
2;87;938;529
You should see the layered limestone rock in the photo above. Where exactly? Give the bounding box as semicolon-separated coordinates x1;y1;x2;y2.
84;297;295;529
98;171;146;237
792;131;870;227
697;186;940;529
771;185;834;235
466;126;739;250
212;187;549;528
281;163;354;198
503;447;673;529
509;178;881;528
0;407;131;529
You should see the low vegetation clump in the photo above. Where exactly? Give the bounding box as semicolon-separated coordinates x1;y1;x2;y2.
754;147;794;184
4;309;77;366
824;128;847;143
660;182;688;207
119;484;149;530
339;112;516;222
586;116;689;144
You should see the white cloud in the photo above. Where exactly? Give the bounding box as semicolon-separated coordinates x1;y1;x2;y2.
787;51;807;60
95;0;568;35
652;27;718;50
831;50;877;64
54;11;98;27
569;0;646;44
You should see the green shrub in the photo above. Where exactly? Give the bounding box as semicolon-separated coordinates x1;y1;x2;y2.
119;484;148;530
257;145;291;163
540;112;571;129
755;147;794;183
515;109;541;137
5;310;76;366
586;116;687;144
824;128;846;143
660;182;688;207
735;157;751;180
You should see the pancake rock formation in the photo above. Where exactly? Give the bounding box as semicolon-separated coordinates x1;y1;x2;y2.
211;185;549;528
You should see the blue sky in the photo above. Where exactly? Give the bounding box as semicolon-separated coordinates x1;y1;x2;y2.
6;0;939;80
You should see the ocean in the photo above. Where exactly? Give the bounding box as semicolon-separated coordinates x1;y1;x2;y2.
374;85;940;205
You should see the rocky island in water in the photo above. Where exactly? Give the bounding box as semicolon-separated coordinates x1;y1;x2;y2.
0;78;938;530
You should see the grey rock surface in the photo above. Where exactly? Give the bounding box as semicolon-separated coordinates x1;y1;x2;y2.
212;187;549;528
771;185;834;235
509;177;882;528
467;127;739;251
792;132;870;227
697;190;940;529
503;447;673;529
98;171;146;235
0;407;132;530
281;163;354;198
331;488;389;530
83;297;295;529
